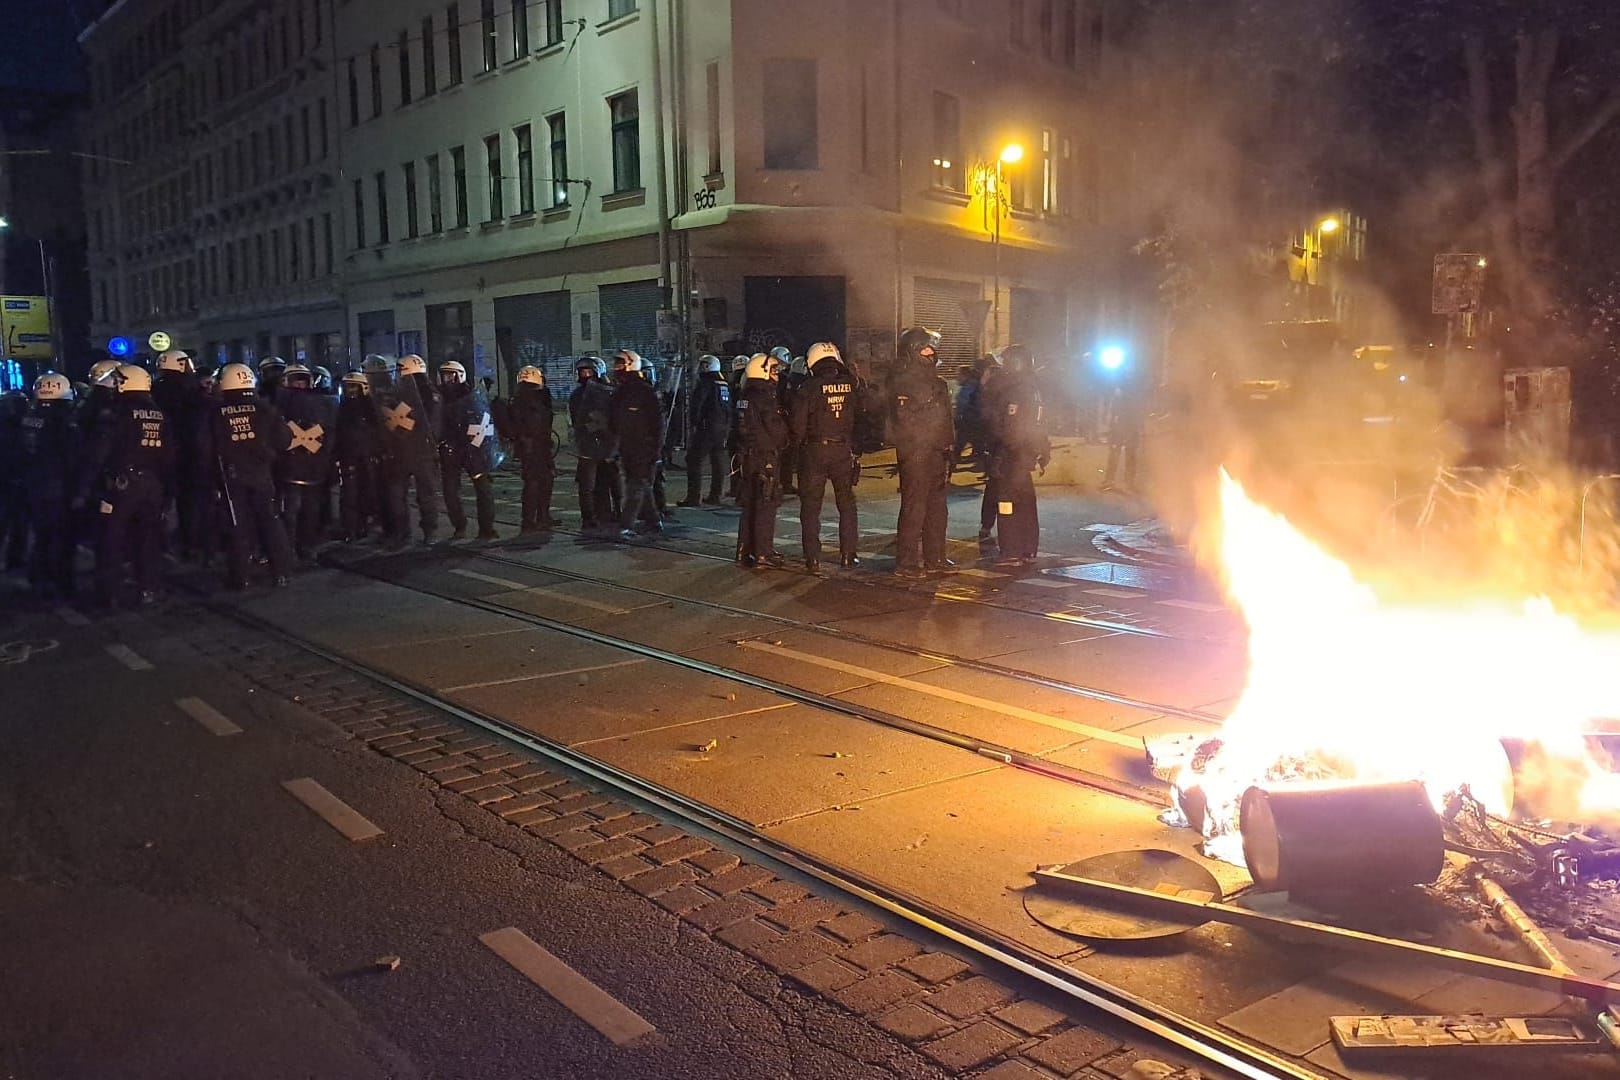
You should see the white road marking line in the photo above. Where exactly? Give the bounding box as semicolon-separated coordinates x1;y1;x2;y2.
953;568;1008;580
55;606;91;627
443;657;647;692
1156;598;1226;612
450;567;533;590
1082;586;1145;599
1016;578;1082;589
176;697;242;736
480;927;655;1046
737;641;1141;747
281;778;384;841
104;643;153;671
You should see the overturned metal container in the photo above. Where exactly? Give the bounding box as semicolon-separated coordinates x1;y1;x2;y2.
1240;780;1444;895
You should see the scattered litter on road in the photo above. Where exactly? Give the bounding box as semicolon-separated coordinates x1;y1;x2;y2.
697;739;718;753
374;955;402;972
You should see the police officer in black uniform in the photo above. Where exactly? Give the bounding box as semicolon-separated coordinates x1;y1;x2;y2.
0;391;28;571
436;359;500;541
790;342;862;573
21;373;79;597
609;350;663;539
85;364;175;607
201;363;294;589
506;365;558;533
369;354;443;547
735;352;790;567
151;350;205;560
982;343;1050;564
680;354;731;506
888;327;956;580
569;356;617;531
278;363;339;559
336;370;385;542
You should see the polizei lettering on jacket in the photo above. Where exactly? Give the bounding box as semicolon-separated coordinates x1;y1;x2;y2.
820;382;852;419
222;402;258;442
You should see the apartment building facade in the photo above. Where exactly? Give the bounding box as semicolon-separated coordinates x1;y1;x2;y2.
83;0;1109;389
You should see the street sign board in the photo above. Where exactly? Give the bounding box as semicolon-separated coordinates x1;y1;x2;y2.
1432;254;1487;315
1;295;52;359
148;331;172;352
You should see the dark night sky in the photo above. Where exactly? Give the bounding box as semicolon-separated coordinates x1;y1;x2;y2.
0;0;88;98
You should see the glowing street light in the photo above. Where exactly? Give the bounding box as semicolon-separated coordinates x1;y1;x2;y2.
1098;344;1128;372
991;142;1024;345
1318;217;1340;234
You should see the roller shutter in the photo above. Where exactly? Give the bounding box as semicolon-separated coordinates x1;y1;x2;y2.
598;279;662;361
494;290;573;388
912;276;983;379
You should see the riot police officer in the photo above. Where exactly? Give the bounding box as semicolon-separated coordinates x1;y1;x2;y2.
84;364;175;607
201;363;294;589
152;349;206;559
278;363;339;559
569;356;617;531
790;342;862;572
369;353;442;547
258;356;288;400
336;369;385;542
680;355;731;506
735;352;789;567
21;373;78;597
0;391;27;571
507;365;558;533
437;359;499;541
888;327;955;580
609;350;663;539
982;344;1050;564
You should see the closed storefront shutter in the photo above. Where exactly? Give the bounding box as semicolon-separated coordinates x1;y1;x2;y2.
357;309;396;360
912;276;983;379
494;290;573;388
598;279;662;360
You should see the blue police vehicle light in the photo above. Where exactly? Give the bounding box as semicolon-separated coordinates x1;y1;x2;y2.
1098;345;1127;371
108;336;132;357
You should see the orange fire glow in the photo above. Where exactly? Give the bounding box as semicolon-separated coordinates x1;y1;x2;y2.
1179;470;1620;840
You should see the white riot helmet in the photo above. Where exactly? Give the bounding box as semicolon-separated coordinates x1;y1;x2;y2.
439;360;467;384
115;364;152;393
341;371;369;397
699;354;721;374
284;364;314;388
517;365;545;386
218;362;257;393
34;373;74;402
398;354;427;377
361;353;394;375
806;342;841;371
769;346;793;368
744;352;778;382
613;349;643;373
90;359;121;385
313;365;333;390
156;349;194;374
259;356;287;375
731;354;750;373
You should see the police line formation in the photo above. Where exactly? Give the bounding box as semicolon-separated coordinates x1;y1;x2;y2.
0;326;1052;610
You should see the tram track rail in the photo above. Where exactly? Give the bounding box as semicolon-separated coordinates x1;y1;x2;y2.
207;553;1318;1080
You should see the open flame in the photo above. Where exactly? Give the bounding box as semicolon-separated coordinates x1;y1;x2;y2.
1177;470;1620;846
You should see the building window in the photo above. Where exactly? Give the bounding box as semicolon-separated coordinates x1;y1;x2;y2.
705;61;721;175
480;0;497;72
512;0;529;58
1038;0;1055;61
369;44;383;117
375;171;390;242
271;229;282;285
404;161;420;237
353;178;365;248
422;14;437;94
322;212;333;273
484;134;503;219
319;99;330;157
1010;0;1027;48
1059;0;1077;67
255;234;266;287
547;112;569;206
608;0;637;19
451;145;469;226
515;124;534;214
930;91;961;190
426;152;443;231
300;105;311;165
1007;153;1027;211
398;28;412;104
306;217;316;278
541;0;562;45
762;59;816;170
446;3;464;85
312;0;323;45
609;90;640;192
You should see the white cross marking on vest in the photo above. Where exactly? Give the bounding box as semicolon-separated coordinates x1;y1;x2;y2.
287;420;325;453
382;402;415;432
468;411;494;448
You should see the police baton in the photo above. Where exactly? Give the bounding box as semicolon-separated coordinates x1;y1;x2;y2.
216;454;238;529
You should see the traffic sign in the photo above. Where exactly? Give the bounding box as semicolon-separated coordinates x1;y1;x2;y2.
148;331;172;352
1432;254;1487;315
108;336;132;357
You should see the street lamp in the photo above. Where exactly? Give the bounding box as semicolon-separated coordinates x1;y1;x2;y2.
1318;216;1340;234
991;143;1023;347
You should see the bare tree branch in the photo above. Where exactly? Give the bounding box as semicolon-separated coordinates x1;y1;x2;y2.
1550;83;1620;174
